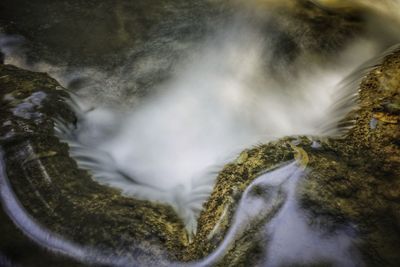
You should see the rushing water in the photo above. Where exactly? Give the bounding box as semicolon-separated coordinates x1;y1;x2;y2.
56;28;387;235
1;1;400;266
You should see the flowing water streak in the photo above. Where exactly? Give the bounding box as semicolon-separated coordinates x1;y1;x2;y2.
320;42;400;135
192;160;361;267
0;153;351;267
0;16;391;234
1;11;400;266
193;161;300;266
0;148;363;267
264;170;361;267
57;29;385;236
0;150;172;267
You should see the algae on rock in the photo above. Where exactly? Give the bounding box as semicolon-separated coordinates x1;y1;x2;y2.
0;47;399;266
0;64;189;266
186;48;400;266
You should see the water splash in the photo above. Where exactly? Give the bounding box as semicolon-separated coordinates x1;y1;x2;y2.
1;3;400;266
56;28;383;235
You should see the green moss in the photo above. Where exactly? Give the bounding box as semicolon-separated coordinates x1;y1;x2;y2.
0;65;188;265
187;48;400;265
0;45;399;266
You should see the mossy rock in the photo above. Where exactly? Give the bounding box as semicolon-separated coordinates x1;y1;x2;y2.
187;48;400;266
0;48;399;266
0;64;189;266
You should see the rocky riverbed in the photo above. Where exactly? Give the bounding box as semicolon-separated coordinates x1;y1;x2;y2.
0;1;399;267
0;45;399;267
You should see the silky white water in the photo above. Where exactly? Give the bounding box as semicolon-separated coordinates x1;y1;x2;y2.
193;161;361;267
1;2;400;265
57;27;383;234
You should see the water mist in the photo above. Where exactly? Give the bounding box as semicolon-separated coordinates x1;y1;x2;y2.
56;25;382;236
2;2;400;266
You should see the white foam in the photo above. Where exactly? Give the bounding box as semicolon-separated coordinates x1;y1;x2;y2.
62;27;381;235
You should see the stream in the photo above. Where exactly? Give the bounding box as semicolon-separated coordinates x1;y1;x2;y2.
1;1;400;266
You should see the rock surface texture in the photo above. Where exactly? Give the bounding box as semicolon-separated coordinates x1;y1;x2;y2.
0;27;399;267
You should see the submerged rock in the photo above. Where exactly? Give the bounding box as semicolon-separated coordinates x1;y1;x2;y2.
0;42;399;267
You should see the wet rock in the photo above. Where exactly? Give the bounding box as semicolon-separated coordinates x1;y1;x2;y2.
0;0;227;67
0;33;399;267
0;64;188;266
187;47;400;266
